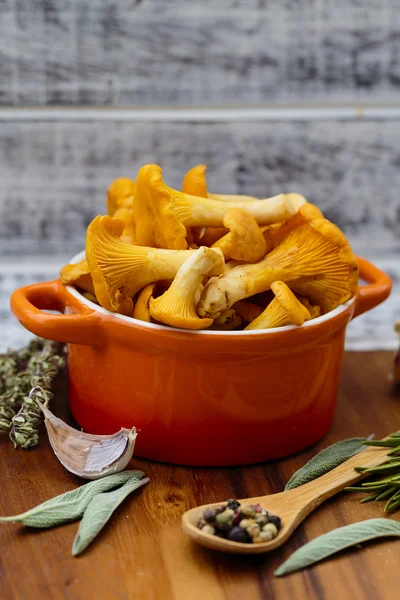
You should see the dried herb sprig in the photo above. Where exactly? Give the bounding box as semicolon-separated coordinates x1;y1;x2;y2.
9;341;65;449
0;339;45;432
346;432;400;512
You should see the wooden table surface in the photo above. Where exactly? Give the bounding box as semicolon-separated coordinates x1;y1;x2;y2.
1;351;399;600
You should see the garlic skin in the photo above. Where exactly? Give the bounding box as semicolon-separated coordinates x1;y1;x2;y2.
37;400;137;480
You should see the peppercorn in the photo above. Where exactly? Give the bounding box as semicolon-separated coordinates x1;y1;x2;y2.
255;514;268;526
202;524;216;536
239;504;256;518
227;499;241;512
203;508;217;523
227;526;251;543
258;530;274;542
246;523;261;539
262;522;278;537
214;508;234;532
267;514;281;530
238;518;252;529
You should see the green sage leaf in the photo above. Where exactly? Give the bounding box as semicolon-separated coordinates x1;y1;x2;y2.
72;476;150;556
275;518;400;576
0;470;144;528
285;438;366;490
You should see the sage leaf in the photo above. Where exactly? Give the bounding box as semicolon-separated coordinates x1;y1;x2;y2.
0;470;144;528
72;476;150;556
275;518;400;576
285;438;366;490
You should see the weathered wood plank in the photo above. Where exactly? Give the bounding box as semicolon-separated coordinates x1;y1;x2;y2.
0;0;399;105
0;118;399;256
0;256;399;353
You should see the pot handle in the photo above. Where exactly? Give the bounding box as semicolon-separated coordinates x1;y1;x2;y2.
353;256;392;319
10;280;104;346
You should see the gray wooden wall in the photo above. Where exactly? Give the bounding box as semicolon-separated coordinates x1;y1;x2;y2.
0;1;399;350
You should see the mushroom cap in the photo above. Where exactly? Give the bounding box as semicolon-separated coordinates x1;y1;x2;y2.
134;164;189;250
213;208;267;263
270;281;311;326
60;259;95;296
86;215;195;316
245;281;311;330
182;165;208;197
107;178;135;216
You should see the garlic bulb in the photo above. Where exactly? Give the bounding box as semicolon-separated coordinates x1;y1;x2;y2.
37;397;137;480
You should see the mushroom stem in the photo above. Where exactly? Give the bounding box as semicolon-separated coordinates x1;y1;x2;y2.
149;247;224;330
177;192;305;227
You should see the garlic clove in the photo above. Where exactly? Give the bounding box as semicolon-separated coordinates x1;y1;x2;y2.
37;397;137;480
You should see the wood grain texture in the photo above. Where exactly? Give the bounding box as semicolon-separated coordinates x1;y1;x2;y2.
0;352;399;600
1;118;400;257
1;0;400;105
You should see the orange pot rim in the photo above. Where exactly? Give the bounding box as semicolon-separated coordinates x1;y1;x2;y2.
68;250;355;336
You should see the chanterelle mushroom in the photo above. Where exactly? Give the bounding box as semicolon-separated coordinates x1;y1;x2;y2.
134;164;307;250
197;203;359;318
149;247;225;330
133;283;156;323
245;281;311;330
182;164;208;198
60;260;95;296
107;178;136;243
107;178;135;216
212;208;267;263
86;215;195;316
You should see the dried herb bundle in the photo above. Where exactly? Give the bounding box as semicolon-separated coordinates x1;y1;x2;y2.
346;432;400;512
0;339;65;448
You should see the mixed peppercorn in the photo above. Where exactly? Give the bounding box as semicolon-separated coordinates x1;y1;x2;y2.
197;499;281;544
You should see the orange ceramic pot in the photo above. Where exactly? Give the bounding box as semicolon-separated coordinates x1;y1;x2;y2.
10;254;391;466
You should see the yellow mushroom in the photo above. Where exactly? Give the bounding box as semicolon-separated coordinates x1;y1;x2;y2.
197;203;359;318
297;296;321;319
133;283;156;323
82;292;99;305
134;164;307;250
86;215;195;316
233;300;264;323
107;178;135;216
60;260;95;296
182;164;208;198
149;247;224;330
107;178;136;243
260;223;281;254
245;282;311;330
212;208;267;263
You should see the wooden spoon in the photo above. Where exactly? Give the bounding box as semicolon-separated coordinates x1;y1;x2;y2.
182;444;391;555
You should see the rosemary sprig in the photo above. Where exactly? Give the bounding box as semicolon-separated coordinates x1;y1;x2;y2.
9;341;65;449
346;432;400;512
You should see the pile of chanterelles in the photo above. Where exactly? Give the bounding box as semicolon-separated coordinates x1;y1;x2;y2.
60;164;359;331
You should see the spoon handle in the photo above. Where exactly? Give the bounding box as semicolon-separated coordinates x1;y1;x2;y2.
286;444;391;514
